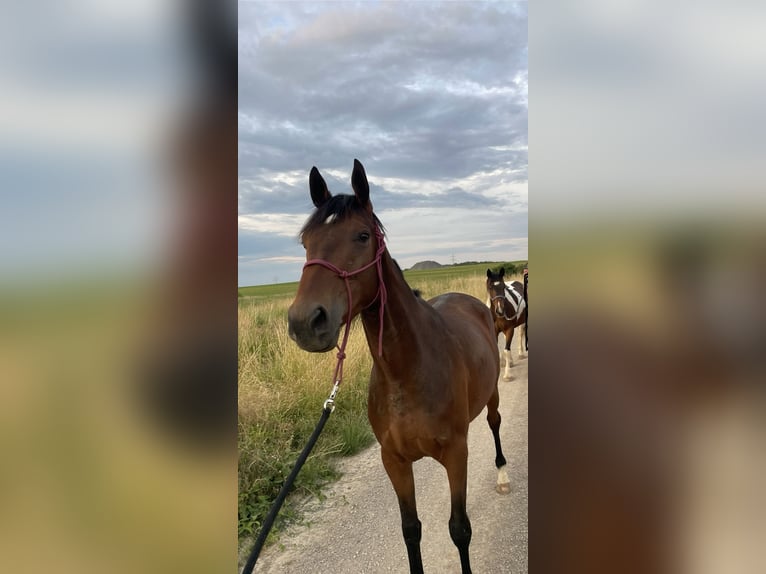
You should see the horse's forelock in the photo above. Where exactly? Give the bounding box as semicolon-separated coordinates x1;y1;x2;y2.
487;272;504;288
299;194;384;240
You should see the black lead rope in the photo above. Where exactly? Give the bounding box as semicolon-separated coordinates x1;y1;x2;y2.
243;228;385;572
241;404;334;574
243;234;385;572
523;272;528;351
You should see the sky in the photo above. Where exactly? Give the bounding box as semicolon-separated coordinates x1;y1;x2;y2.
238;1;528;287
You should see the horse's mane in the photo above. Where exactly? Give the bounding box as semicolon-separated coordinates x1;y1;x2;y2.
390;257;422;298
299;194;385;240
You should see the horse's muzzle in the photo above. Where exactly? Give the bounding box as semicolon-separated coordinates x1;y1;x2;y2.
287;303;342;353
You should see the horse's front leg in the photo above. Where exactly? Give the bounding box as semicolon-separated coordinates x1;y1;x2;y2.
487;387;511;494
381;448;423;574
502;329;514;381
442;438;473;574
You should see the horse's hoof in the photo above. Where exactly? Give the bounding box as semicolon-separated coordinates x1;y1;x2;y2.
503;374;514;382
496;482;511;495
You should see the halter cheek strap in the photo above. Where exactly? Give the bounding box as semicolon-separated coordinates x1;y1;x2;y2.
302;225;387;363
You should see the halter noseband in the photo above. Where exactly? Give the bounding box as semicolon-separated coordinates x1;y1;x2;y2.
490;293;508;316
302;224;387;365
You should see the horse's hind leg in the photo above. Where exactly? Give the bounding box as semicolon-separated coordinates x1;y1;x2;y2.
442;439;473;574
487;387;511;494
502;328;514;380
381;449;424;574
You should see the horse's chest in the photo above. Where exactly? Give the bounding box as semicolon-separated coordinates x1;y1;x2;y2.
381;416;447;460
370;401;450;460
368;374;455;459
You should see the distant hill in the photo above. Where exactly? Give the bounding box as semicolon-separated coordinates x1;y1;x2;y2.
409;260;443;270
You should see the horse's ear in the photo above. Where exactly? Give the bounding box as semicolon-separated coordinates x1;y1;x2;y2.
499;267;505;278
351;159;370;207
309;166;331;207
486;268;492;278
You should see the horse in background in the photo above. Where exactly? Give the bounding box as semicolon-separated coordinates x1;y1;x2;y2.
486;268;528;381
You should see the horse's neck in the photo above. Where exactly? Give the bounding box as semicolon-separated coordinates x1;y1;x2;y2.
360;251;428;374
502;284;526;323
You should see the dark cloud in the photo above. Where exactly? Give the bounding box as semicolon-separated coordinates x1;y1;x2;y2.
368;183;506;212
238;2;526;178
238;228;301;258
238;1;527;285
238;173;311;215
238;174;508;215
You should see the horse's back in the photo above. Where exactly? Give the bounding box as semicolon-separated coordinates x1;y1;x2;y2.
428;292;500;415
506;280;524;296
428;292;495;337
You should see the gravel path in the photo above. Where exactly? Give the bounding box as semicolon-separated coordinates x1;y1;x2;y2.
248;343;528;574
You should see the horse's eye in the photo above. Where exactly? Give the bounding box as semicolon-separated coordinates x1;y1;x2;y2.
357;232;370;242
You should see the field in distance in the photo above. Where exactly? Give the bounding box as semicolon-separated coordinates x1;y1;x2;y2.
238;260;527;300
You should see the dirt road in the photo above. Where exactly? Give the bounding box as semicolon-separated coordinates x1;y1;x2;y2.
251;345;528;573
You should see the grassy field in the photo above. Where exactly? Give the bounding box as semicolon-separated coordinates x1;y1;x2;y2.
237;260;526;546
237;261;525;299
238;281;299;300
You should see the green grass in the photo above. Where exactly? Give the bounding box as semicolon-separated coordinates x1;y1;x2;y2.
403;260;526;285
238;282;300;300
237;259;527;548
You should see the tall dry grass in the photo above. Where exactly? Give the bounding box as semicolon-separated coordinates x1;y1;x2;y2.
407;270;523;303
238;295;374;542
237;270;518;543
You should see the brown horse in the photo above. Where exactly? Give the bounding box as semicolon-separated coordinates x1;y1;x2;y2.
288;160;510;574
486;268;528;381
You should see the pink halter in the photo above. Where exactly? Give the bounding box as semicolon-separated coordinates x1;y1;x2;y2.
302;223;387;394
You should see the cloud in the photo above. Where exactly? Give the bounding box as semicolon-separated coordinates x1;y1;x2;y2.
238;1;527;286
238;213;306;236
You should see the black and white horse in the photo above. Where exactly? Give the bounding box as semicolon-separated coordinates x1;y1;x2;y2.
486;268;528;381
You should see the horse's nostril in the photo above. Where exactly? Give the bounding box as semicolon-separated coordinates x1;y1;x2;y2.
309;306;328;334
